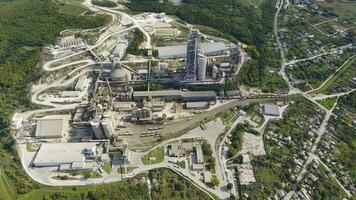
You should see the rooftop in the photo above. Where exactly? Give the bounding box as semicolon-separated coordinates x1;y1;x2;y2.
133;90;216;98
157;42;226;59
33;142;98;166
35;115;69;138
60;91;81;97
262;104;280;116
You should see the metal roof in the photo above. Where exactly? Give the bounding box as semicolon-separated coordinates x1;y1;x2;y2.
60;91;81;97
133;90;216;98
195;144;204;163
186;101;209;108
35;115;69;138
33;142;97;166
262;104;280;116
157;42;226;59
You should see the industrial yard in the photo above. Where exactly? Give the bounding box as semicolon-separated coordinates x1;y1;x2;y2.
9;0;248;198
5;0;354;200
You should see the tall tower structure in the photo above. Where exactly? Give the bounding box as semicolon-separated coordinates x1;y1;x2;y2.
185;30;200;81
197;54;207;81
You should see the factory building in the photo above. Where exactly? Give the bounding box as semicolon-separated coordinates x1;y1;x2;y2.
185;101;209;110
90;113;116;139
133;90;216;103
101;115;116;139
112;41;128;60
33;142;99;170
262;104;280;116
113;102;134;112
195;144;204;163
185;30;200;81
60;91;81;98
75;76;91;91
35;115;69;139
157;42;228;60
131;108;152;122
115;85;133;101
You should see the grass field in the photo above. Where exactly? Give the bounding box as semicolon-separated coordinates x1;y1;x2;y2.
142;147;165;165
118;166;138;174
57;0;87;16
309;55;356;95
52;175;79;180
250;111;264;127
317;0;356;19
216;109;235;124
0;169;15;200
317;97;338;110
102;162;112;174
18;178;148;200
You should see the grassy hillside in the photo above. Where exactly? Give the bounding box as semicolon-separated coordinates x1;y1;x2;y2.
0;0;110;198
19;179;149;200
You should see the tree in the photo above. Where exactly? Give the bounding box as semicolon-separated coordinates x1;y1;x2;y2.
229;194;237;200
227;183;233;191
227;148;237;158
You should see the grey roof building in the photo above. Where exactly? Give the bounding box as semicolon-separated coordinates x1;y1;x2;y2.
35;115;69;138
157;42;227;59
33;142;99;170
262;104;280;116
133;90;216;102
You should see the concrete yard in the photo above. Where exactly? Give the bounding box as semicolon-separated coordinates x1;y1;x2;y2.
240;132;266;156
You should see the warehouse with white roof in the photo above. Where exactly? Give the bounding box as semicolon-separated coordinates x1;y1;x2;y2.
157;42;228;59
33;142;99;170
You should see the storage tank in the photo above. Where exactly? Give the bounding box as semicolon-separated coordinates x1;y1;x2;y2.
197;54;207;81
101;117;116;139
110;66;131;82
212;65;218;79
90;121;105;139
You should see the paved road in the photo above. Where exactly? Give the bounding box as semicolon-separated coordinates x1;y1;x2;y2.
84;0;152;49
275;0;291;92
217;116;245;197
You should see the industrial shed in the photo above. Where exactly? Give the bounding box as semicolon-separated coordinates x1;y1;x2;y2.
133;90;216;103
35;115;69;139
157;42;228;59
33;142;99;170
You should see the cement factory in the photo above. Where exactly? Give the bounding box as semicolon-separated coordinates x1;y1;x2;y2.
11;9;244;196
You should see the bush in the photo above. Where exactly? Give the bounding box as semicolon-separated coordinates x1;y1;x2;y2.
92;0;117;7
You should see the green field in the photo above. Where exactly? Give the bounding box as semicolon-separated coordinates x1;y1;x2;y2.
317;97;338;110
0;170;15;200
317;0;356;19
309;55;356;95
102;162;112;174
57;0;87;16
19;178;149;200
118;166;138;174
52;175;79;180
142;147;165;165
